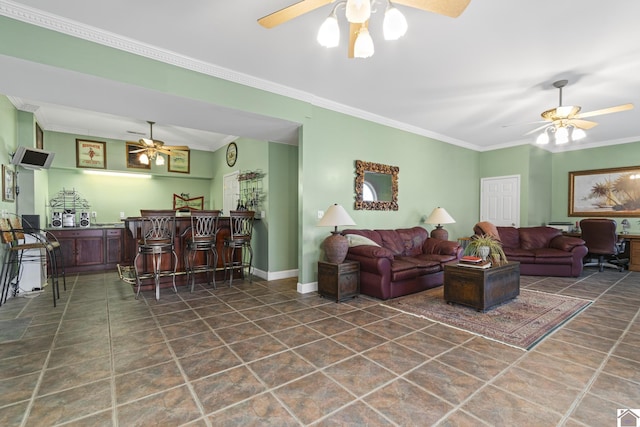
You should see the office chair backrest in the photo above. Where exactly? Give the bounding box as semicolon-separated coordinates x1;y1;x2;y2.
579;218;618;255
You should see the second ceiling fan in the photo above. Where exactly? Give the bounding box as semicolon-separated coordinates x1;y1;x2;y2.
258;0;472;58
129;121;190;166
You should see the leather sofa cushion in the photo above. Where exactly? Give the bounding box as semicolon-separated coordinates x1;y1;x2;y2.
397;227;429;256
390;259;419;281
497;227;521;248
377;229;406;255
519;226;562;250
413;253;458;264
396;256;441;271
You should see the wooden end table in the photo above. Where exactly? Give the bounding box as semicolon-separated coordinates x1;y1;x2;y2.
317;261;360;302
443;261;520;312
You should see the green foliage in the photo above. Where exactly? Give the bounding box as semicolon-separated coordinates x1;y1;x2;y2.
463;234;508;263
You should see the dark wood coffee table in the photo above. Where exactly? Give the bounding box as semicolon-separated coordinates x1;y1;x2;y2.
443;261;520;312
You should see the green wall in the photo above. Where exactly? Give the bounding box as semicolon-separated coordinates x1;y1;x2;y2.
3;17;640;286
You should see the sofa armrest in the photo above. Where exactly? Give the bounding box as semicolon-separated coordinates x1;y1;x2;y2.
347;245;394;260
549;235;586;252
422;238;463;257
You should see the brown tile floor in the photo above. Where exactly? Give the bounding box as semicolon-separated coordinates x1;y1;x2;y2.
0;269;638;426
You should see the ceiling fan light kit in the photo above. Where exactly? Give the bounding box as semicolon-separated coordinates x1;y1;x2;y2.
531;79;634;146
259;0;471;59
131;121;190;166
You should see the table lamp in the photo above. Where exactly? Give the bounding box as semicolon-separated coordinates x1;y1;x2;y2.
425;207;455;240
317;204;356;264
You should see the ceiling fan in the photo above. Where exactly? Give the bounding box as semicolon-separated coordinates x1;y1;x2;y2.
129;121;190;165
258;0;471;58
524;80;634;145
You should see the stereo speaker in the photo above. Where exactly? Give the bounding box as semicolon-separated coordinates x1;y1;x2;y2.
51;212;63;228
80;212;90;228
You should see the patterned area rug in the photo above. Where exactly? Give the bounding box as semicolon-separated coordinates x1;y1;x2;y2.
384;288;591;350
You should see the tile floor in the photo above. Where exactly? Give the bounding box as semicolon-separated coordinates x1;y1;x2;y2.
0;269;638;426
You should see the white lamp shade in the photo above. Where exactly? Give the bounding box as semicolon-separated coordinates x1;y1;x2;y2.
572;127;586;141
345;0;371;24
536;130;550;145
354;27;374;58
555;126;569;145
155;154;165;166
317;15;340;48
318;204;356;228
383;6;407;40
425;207;455;225
139;153;149;165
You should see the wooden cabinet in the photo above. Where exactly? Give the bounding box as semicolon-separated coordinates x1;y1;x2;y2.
49;228;123;273
317;261;360;302
629;239;640;272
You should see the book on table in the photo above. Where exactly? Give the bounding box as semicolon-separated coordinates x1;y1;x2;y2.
457;260;492;269
460;256;483;264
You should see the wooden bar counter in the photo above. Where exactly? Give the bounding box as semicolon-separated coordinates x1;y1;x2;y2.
122;215;239;290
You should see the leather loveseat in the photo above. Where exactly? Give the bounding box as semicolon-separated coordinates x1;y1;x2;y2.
342;227;463;300
474;222;588;277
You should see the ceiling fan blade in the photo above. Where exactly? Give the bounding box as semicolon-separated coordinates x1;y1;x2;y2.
523;123;552;136
128;148;147;153
393;0;472;18
567;119;599;130
258;0;333;28
164;145;190;151
139;138;155;146
574;103;634;119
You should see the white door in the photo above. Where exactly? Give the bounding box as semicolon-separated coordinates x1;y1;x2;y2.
480;175;520;227
223;171;239;215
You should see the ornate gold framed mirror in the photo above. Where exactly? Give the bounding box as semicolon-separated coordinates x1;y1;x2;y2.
355;160;399;211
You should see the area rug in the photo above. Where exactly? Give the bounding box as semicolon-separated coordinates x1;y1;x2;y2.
384;288;591;350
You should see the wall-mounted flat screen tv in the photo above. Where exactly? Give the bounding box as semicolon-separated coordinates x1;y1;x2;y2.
11;146;55;170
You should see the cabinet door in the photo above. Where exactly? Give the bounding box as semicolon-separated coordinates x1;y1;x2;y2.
106;229;122;264
76;236;104;265
49;232;76;268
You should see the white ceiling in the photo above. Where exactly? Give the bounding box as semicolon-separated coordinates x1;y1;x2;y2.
1;0;640;153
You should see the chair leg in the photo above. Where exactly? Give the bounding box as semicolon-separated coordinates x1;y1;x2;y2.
134;253;142;299
171;251;178;294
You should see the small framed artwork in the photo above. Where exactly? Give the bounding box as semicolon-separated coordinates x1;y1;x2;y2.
76;139;106;169
569;166;640;217
173;193;204;210
168;149;190;174
35;123;44;149
2;165;15;202
125;143;151;169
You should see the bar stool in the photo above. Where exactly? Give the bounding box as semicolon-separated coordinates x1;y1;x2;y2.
184;210;220;292
9;216;66;293
0;218;61;307
223;210;255;285
134;210;178;300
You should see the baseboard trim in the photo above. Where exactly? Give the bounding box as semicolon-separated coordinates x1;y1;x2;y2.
297;281;318;294
251;268;298;281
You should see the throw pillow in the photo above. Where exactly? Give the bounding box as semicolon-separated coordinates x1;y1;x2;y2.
345;234;381;247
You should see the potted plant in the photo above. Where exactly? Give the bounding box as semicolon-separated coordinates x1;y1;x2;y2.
464;234;508;264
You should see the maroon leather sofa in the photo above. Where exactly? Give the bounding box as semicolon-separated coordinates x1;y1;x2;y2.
342;227;463;300
474;222;587;277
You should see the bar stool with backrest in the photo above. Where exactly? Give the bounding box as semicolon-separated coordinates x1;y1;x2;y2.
223;210;255;285
10;215;66;293
134;210;178;300
184;210;221;292
0;218;61;307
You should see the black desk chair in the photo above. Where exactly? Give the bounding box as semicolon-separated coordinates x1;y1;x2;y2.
134;210;178;300
223;210;255;285
580;218;626;272
184;210;220;292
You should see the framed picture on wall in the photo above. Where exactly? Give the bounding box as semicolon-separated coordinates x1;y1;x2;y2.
168;149;190;174
125;143;151;169
569;166;640;217
76;139;106;169
2;165;15;202
35;122;44;149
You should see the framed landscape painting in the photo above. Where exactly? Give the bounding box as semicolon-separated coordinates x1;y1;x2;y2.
569;166;640;217
168;149;190;174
